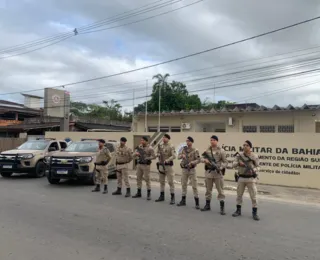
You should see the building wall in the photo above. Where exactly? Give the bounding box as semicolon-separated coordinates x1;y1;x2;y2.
46;131;320;189
135;110;320;133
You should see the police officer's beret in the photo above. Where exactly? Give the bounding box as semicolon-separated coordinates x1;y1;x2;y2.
142;136;149;142
163;134;171;140
98;139;106;144
120;137;127;142
187;136;194;143
211;135;218;141
245;140;252;148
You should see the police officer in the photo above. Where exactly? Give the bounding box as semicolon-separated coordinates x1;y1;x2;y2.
92;139;112;194
201;135;228;215
177;136;201;209
232;140;260;221
112;137;133;197
132;136;156;200
155;134;176;205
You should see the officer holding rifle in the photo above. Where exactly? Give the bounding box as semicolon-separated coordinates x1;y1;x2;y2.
232;140;260;221
200;135;228;215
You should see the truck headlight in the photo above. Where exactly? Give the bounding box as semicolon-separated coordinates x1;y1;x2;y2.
19;154;34;159
44;156;51;163
78;157;92;163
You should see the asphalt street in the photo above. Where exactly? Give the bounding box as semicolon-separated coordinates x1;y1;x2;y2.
0;176;319;260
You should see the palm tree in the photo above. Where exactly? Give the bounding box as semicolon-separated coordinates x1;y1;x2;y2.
152;73;170;132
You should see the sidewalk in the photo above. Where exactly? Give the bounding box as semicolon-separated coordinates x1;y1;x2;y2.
128;170;320;206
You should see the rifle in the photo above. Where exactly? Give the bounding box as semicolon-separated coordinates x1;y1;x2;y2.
233;152;257;181
180;146;191;171
202;150;222;174
135;146;151;165
157;144;166;174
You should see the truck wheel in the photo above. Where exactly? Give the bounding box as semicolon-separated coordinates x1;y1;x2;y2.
33;161;46;178
1;172;13;178
47;174;60;184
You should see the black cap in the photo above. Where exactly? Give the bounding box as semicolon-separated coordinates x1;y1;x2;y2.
142;136;149;142
120;137;127;142
187;136;194;143
163;134;171;140
245;140;252;148
211;135;218;141
98;139;105;144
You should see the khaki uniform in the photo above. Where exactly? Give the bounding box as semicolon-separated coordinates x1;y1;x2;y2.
178;146;200;198
134;145;156;190
232;152;260;207
116;145;133;189
157;142;176;193
201;146;228;201
95;147;112;185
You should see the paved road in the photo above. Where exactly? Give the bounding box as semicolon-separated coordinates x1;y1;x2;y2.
0;176;319;260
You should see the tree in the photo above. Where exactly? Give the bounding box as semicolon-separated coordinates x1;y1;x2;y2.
70;100;132;122
201;99;236;110
135;74;202;113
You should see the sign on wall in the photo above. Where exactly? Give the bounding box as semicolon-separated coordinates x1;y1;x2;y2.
44;88;70;118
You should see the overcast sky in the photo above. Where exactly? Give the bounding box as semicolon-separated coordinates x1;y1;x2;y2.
1;0;320;112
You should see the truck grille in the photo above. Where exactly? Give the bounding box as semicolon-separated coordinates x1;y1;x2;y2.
0;154;21;165
50;157;78;169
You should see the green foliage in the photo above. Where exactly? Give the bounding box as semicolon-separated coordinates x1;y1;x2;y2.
134;73;232;113
70;99;131;122
201;99;236;110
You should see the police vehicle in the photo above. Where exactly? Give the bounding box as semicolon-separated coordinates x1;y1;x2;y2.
44;139;118;185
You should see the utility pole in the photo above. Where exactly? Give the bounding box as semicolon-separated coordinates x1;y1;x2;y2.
158;84;161;132
132;89;135;132
145;80;148;132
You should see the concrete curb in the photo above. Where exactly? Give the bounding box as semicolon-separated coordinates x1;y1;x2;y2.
128;174;271;195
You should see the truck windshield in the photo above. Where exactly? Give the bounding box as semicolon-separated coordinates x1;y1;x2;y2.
65;142;98;152
18;141;49;150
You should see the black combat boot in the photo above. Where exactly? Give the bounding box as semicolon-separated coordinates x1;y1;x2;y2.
155;192;165;202
170;193;175;205
220;200;226;215
232;205;242;217
125;188;131;198
252;207;260;221
112;187;122;195
177;196;186;206
147;189;151;201
201;200;211;211
102;185;108;194
92;184;100;192
132;188;142;198
194;197;200;210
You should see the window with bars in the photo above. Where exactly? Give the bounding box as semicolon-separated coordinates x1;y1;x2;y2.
260;125;275;133
242;125;257;133
278;125;294;133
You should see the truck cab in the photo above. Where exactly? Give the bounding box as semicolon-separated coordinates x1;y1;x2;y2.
45;139;118;185
0;138;67;178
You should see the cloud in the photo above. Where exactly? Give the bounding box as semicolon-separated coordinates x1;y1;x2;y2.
1;0;320;113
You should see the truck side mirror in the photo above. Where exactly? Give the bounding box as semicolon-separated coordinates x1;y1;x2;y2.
48;147;56;152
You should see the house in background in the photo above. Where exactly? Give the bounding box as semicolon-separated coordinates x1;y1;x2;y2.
134;103;320;133
0;95;131;137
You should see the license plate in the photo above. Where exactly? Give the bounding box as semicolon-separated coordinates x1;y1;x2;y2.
57;170;68;174
3;165;12;169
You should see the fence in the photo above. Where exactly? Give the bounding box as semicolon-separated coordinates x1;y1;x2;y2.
0;138;27;152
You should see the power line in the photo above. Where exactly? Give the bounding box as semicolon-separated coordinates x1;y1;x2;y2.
9;13;320;90
0;0;201;59
0;0;170;54
4;37;320;96
15;53;320;106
